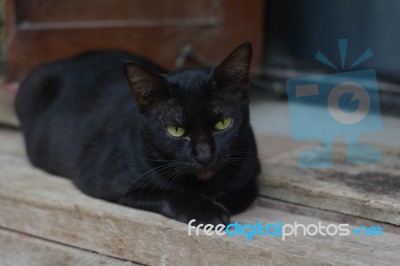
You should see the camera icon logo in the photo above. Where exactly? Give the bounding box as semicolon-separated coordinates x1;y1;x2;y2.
286;39;382;168
327;81;370;125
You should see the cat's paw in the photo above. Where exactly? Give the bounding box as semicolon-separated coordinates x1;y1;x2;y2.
164;194;230;226
189;200;231;226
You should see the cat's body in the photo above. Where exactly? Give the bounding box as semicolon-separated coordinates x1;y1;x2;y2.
16;44;260;225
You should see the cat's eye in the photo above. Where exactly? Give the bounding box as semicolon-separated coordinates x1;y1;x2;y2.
166;125;186;137
214;117;233;131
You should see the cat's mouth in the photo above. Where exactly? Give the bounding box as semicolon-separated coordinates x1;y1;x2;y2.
194;168;216;181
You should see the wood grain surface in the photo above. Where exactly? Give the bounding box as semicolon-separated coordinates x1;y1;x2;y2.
0;131;399;265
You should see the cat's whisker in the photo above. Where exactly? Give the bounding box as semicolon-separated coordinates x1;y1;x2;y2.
135;163;182;200
227;150;258;156
222;162;240;172
143;165;183;199
161;166;188;201
226;157;259;162
223;155;260;170
136;161;186;200
145;157;179;163
120;161;181;202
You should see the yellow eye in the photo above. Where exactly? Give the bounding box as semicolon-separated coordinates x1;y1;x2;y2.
166;125;186;137
214;117;233;131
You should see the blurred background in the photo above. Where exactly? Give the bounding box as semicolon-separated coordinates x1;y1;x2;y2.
0;0;399;145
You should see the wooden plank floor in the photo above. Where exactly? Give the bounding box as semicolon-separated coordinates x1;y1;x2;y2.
0;128;399;265
0;228;139;266
256;135;400;225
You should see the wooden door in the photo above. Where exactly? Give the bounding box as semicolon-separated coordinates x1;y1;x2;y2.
4;0;264;81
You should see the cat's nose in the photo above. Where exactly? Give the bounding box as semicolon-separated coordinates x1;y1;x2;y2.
194;144;213;165
196;154;213;165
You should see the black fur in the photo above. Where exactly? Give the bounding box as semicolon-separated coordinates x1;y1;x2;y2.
15;43;260;225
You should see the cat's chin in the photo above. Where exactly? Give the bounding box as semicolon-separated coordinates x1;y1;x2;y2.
195;168;216;181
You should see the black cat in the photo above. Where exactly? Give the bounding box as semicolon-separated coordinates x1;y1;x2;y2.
15;43;260;225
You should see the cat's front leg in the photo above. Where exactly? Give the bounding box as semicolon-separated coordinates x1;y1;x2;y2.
119;188;230;226
215;179;258;215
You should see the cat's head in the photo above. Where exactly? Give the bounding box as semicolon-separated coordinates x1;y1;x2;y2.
124;42;253;181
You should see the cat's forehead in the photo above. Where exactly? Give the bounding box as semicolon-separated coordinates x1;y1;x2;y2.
156;68;238;122
159;96;235;122
166;68;214;94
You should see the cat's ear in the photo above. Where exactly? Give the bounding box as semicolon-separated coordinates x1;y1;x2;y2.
124;63;168;112
214;42;253;90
